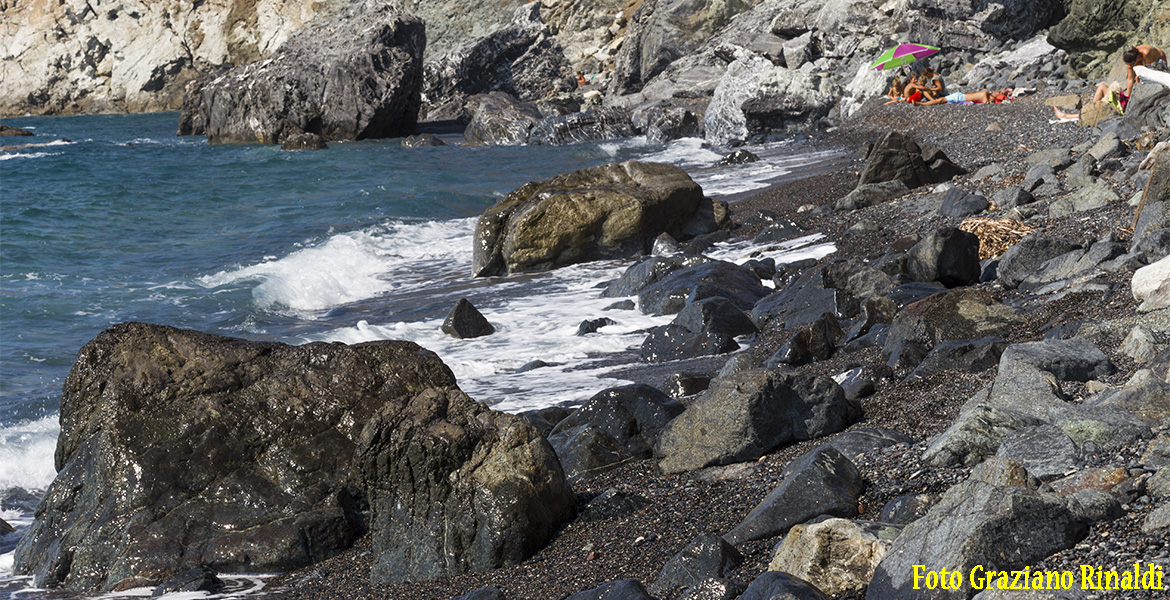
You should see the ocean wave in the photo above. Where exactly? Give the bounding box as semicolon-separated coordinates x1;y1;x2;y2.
0;152;61;161
0;415;58;494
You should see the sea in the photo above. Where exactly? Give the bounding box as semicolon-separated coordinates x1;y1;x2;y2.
0;112;844;598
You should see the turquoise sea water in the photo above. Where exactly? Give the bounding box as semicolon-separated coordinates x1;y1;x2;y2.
0;112;842;597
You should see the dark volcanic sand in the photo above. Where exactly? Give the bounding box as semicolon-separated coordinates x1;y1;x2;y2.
270;89;1167;600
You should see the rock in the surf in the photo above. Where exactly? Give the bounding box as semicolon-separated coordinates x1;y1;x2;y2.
13;322;573;591
181;1;425;145
472;161;716;277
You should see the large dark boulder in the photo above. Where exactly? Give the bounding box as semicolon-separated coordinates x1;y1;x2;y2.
726;447;864;545
906;227;981;288
655;369;860;474
996;233;1082;289
13;323;573;591
472;161;708;277
462;91;544;146
421;3;572;121
182;1;424;145
639;261;767;316
857;132;935;189
650;532;743;597
640;324;740;362
549;384;684;460
1048;0;1156;75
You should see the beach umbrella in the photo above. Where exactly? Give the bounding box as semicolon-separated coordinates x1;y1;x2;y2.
869;43;941;71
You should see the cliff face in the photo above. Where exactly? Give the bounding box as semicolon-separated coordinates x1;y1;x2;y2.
0;0;328;116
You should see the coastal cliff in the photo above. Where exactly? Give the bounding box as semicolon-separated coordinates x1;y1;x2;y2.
0;0;330;116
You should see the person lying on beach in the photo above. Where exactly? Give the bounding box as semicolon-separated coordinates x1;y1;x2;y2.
884;77;905;104
921;67;947;101
1088;44;1166;111
918;90;993;105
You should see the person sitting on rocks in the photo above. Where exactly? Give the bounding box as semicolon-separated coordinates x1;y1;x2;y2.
884;77;905;104
918;90;993;105
920;67;947;101
903;74;927;105
1088;44;1166;112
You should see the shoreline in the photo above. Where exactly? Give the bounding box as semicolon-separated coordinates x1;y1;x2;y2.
272;88;1170;599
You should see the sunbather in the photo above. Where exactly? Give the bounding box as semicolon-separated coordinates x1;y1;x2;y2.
903;75;927;104
921;67;947;101
1089;44;1166;112
918;90;993;105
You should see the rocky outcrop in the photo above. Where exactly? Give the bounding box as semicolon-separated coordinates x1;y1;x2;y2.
0;0;325;117
471;161;710;277
421;3;573;121
180;1;425;144
1048;0;1170;78
13;322;573;592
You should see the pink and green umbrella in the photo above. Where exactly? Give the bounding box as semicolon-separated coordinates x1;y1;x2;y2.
869;43;941;71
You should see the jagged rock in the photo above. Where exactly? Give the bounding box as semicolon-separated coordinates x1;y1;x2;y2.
641;324;740;362
858;132;934;189
674;297;758;337
577;317;617;336
999;338;1113;382
721;149;760;165
910;338;1006;380
662;372;712;398
184;2;424;144
656;370;859;474
1142;503;1170;534
421;3;571;121
1121;325;1161;363
463;91;544;146
766;313;842;367
13;323;573;591
883;288;1023;371
547;423;628;481
443;298;495;338
280;132;328;151
1068;489;1125;523
472;161;705;277
603;256;692;298
726;447;864;544
1087;370;1170;427
997;234;1082;289
550;384;684;460
994;186;1036;209
704;50;839;146
650;532;743;597
769;518;903;595
566;579;655;600
639;261;767;316
527;107;637;145
401;134;447;147
866;473;1088;600
922;403;1043;467
907;227;981;288
644;106;705;143
1049;181;1119;218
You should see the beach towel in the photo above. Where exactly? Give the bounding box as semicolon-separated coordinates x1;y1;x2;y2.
1135;65;1170;89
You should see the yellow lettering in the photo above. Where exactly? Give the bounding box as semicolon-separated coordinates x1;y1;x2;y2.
1122;570;1134;590
1081;565;1095;589
1105;570;1119;589
914;565;925;590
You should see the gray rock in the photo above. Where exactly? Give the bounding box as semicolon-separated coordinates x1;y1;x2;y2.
662;372;712;399
443;298;495;338
1087;131;1126;161
858;132;935;189
401;133;447;147
922;403;1042;467
907;227;981;288
640;324;740;362
738;570;830;600
674;297;758;337
640;261;767;316
1048;181;1119;218
472;161;707;277
1026;147;1072;169
150;567;224;597
754;219;803;243
280;132;328;150
1050;403;1152;447
866;476;1088;600
835;180;911;211
983;360;1067;422
577;317;617;336
680;578;748;600
186;2;424;144
421;3;571;121
994;424;1079;481
721;149;760;165
1086;372;1170;427
993;186;1036;209
725;447;863;544
1018;249;1089;291
765;313;842;367
604;256;690;298
768;518;902;595
883;288;1023;371
938;188;989;218
999;338;1113;382
1141;502;1170;534
879;493;940;525
821;427;914;462
910;337;1006;380
650;532;743;597
656;369;860;474
1148;468;1170;498
463;91;543;146
550;384;684;460
1068;489;1124;522
527;107;637;145
996;234;1082;289
13;323;574;591
548;423;629;481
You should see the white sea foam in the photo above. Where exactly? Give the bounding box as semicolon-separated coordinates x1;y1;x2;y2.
0;416;58;493
198;219;475;315
0;152;61;161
